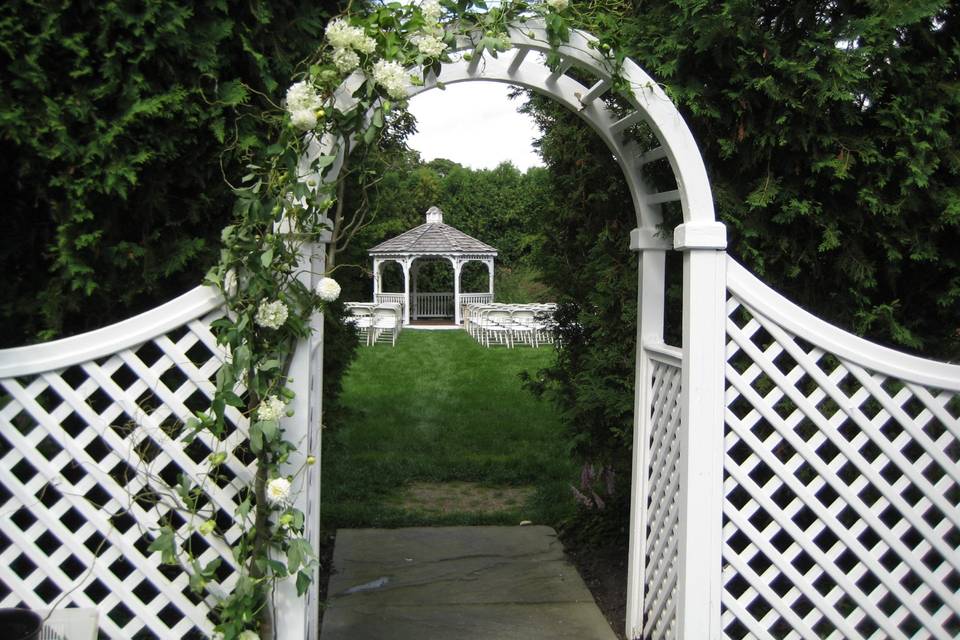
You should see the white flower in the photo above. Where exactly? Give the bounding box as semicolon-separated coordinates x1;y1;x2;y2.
255;299;288;329
412;34;447;58
238;631;259;640
420;0;442;22
290;108;318;131
266;477;292;505
371;59;408;100
223;269;238;297
256;395;286;422
326;19;376;54
332;47;360;73
353;32;376;55
316;277;341;302
546;0;569;10
285;80;321;113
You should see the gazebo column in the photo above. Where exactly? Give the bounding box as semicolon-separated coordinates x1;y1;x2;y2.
411;260;421;321
402;257;412;326
486;258;494;296
372;257;382;302
452;257;463;325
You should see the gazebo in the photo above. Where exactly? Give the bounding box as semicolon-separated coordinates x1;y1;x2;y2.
369;206;497;326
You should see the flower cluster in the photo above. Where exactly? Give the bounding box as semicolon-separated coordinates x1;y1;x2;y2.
546;0;569;11
372;59;409;100
316;277;341;302
255;299;288;329
420;0;442;22
267;477;292;505
285;81;324;131
412;33;447;58
326;18;375;74
256;395;286;422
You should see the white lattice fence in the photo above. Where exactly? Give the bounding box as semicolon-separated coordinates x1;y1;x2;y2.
0;287;251;639
642;350;683;640
722;258;960;639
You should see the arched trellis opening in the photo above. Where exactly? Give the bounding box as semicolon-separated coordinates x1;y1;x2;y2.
298;18;730;640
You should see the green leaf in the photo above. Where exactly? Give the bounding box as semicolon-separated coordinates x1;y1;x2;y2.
261;247;274;268
296;571;312;596
148;527;177;565
219;79;249;106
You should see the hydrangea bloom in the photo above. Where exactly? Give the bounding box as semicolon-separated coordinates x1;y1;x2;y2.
257;395;286;422
285;81;323;130
546;0;569;10
290;109;318;132
326;19;376;54
267;477;292;505
255;299;288;329
316;277;341;302
332;47;360;73
420;0;442;22
412;34;446;58
285;81;321;113
372;60;408;99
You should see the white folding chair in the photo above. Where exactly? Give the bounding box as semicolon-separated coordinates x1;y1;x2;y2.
371;304;400;346
481;309;514;348
345;305;374;345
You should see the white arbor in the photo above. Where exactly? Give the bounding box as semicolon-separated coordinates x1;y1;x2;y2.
1;17;958;640
369;206;497;325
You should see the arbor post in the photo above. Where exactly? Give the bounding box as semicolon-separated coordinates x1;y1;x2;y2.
674;221;727;640
275;228;330;640
626;226;670;639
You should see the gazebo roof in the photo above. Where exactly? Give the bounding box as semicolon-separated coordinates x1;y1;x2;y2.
368;206;498;256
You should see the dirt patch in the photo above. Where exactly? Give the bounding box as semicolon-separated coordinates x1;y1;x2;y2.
396;481;536;515
562;534;629;640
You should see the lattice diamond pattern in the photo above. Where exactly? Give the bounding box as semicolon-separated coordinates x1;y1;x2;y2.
723;295;960;640
0;310;254;639
643;359;682;640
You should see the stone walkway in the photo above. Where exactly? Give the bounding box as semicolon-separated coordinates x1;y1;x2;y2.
320;526;619;640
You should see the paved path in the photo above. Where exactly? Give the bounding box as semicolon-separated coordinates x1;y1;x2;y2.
321;526;619;640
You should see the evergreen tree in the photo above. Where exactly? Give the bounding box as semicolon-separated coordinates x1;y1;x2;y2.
0;1;338;346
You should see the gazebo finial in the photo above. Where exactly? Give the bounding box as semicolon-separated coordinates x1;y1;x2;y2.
425;206;443;224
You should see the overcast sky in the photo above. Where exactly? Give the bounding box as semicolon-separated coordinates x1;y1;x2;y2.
406;82;544;172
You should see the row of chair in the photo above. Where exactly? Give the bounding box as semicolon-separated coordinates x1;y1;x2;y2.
344;303;402;346
463;303;556;348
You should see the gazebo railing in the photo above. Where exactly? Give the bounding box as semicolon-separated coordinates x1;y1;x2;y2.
413;293;453;319
459;293;493;306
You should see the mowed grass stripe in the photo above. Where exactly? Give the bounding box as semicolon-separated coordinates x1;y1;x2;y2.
322;330;576;527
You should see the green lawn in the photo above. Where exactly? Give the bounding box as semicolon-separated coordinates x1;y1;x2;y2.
321;330;577;528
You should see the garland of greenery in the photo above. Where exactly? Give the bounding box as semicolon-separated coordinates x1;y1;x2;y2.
150;1;626;638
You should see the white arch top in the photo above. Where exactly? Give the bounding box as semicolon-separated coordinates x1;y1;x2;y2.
305;18;725;251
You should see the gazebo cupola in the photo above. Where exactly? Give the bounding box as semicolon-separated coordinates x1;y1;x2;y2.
368;206;498;326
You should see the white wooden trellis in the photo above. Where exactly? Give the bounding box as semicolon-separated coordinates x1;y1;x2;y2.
721;258;960;640
0;239;325;639
2;15;958;640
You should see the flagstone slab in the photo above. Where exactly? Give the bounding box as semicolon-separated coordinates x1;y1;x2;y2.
321;526;618;640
